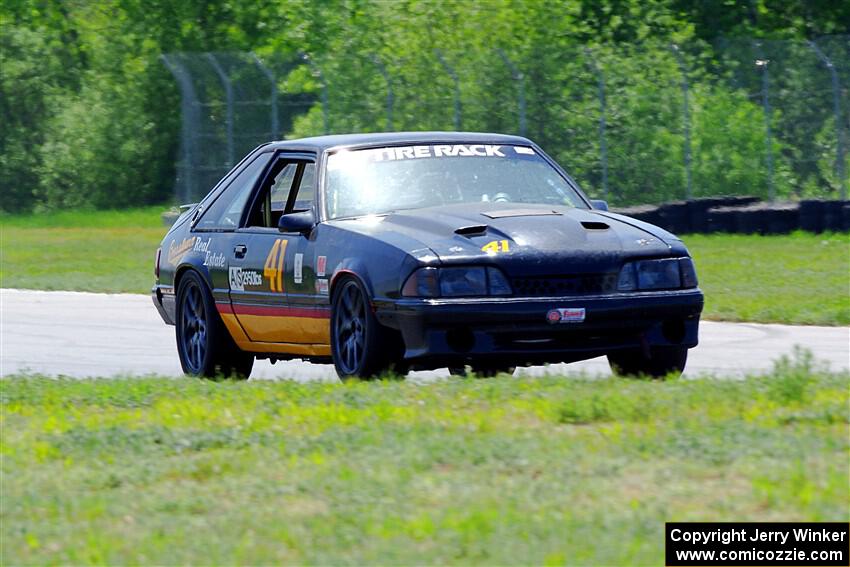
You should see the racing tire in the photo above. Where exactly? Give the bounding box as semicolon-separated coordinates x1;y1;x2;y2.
331;277;396;380
449;365;516;378
176;270;254;380
607;346;687;379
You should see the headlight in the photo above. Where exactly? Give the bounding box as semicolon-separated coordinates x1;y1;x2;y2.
440;267;487;296
618;258;695;291
679;257;698;288
402;266;512;298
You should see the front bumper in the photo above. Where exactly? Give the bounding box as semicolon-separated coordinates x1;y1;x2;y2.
375;289;704;368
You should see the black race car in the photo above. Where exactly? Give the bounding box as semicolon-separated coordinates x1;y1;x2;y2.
153;132;703;379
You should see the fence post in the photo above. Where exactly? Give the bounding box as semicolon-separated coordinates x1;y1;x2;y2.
251;53;279;140
807;39;847;200
496;49;526;136
435;49;461;130
584;48;609;202
205;53;235;168
371;54;394;130
300;52;329;134
160;54;198;203
671;44;693;201
754;44;775;202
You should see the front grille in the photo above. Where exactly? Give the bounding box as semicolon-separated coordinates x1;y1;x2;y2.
511;273;619;297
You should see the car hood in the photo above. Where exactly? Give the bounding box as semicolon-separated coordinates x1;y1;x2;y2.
331;202;677;276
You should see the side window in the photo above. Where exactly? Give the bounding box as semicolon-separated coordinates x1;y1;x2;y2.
196;154;270;230
292;163;316;211
270;164;299;210
248;158;316;228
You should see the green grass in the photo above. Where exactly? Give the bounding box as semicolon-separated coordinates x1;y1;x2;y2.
0;207;167;293
685;231;850;326
2;354;848;565
0;208;848;324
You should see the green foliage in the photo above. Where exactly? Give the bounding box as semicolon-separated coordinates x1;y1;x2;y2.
0;24;65;213
691;85;786;199
36;72;176;210
0;0;847;212
2;361;848;564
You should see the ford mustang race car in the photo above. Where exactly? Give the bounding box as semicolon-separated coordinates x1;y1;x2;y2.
153;132;703;379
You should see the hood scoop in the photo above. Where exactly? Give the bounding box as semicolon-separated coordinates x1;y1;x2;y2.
581;221;610;230
455;224;489;237
481;209;562;219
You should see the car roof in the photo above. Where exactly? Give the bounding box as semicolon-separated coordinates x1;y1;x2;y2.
267;131;533;153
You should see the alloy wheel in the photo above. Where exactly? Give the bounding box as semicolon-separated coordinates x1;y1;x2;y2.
180;282;207;373
334;282;367;374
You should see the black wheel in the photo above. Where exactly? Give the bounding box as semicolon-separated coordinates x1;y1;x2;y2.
176;270;254;379
608;347;687;379
331;277;397;379
449;364;516;378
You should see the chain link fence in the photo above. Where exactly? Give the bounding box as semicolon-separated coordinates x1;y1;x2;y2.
163;37;848;206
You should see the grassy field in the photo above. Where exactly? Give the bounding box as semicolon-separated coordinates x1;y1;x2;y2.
1;354;847;565
1;208;848;324
687;232;850;326
0;207;168;294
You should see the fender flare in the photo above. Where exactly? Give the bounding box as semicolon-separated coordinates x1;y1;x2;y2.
330;258;374;300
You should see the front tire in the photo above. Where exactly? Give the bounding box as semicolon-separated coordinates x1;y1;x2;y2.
176;270;254;379
608;347;687;379
331;277;397;379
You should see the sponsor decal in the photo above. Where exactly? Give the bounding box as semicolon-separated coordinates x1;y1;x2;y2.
546;307;586;324
372;144;505;161
184;237;226;268
161;287;175;295
167;237;196;265
294;253;304;284
203;251;226;267
229;267;263;291
315;278;329;295
193;238;211;253
514;146;535;155
330;145;507;169
316;255;327;277
635;238;655;246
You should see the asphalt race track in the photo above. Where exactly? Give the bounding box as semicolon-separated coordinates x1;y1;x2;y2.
2;289;848;380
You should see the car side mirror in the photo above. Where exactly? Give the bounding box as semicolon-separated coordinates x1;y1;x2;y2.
278;210;315;234
590;199;609;211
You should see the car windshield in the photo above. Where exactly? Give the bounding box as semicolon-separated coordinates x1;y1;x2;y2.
324;144;587;219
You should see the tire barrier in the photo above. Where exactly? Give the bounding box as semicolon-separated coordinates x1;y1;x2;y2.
612;198;849;235
799;200;824;233
704;206;738;234
687;197;760;233
823;200;845;232
611;204;664;227
657;201;690;235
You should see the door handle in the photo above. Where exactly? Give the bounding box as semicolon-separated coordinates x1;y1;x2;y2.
234;244;247;259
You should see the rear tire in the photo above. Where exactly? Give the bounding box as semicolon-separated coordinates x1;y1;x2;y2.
608;347;687;379
176;270;254;380
331;277;399;379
